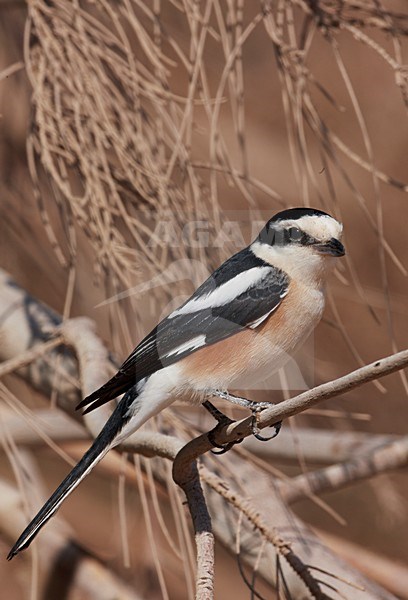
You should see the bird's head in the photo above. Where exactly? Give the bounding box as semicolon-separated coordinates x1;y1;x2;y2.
251;207;345;285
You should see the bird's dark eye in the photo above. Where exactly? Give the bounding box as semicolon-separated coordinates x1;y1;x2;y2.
289;227;302;241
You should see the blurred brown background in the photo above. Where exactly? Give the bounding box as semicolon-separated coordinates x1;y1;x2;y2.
0;1;407;599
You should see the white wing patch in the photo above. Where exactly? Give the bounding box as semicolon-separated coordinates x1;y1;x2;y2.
166;334;207;357
169;267;272;318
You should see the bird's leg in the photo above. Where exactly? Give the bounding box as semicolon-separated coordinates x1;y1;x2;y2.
210;390;282;442
202;400;243;454
210;389;270;410
202;399;231;423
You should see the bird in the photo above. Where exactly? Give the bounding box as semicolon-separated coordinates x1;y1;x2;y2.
8;206;345;559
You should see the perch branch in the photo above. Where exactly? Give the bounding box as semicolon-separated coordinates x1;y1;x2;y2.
207;349;408;449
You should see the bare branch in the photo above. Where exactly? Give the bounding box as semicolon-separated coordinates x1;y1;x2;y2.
0;270;400;599
199;465;331;600
173;460;214;600
200;455;396;600
209;350;408;449
280;436;408;504
2;0;408;597
0;269;80;412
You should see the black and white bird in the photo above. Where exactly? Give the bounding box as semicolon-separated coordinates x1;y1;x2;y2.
8;207;345;559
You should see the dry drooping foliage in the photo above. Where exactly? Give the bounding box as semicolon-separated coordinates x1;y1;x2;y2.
1;1;408;599
25;0;408;366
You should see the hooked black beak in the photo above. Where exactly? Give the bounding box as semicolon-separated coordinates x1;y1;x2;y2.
315;238;345;257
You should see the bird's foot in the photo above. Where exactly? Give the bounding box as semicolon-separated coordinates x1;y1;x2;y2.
203;400;243;454
215;391;282;442
205;393;282;447
251;406;282;441
211;390;282;440
245;401;282;441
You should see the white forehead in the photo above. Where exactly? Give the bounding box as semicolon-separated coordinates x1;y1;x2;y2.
279;215;343;241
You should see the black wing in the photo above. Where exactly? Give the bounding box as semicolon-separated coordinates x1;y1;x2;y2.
77;249;289;414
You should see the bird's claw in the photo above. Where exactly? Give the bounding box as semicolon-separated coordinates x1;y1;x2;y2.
204;397;280;451
252;421;282;441
250;403;282;442
210;441;240;455
208;421;244;454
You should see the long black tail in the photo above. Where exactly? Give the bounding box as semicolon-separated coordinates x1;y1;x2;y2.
7;392;135;560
